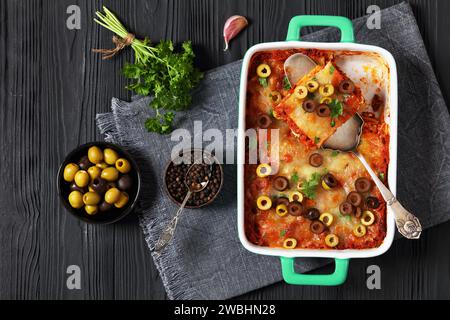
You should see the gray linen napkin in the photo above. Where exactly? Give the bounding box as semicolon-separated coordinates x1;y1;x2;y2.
97;2;450;299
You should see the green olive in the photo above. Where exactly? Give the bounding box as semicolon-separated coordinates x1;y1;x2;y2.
85;205;98;215
74;170;90;188
96;162;108;169
68;191;84;209
104;148;119;165
101;167;119;182
87;166;101;180
105;187;121;204
116;158;132;174
88;146;104;164
114;192;129;208
63;163;79;182
82;191;101;205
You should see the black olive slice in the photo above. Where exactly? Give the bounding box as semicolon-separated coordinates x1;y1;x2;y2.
304;207;320;220
309;153;323;167
322;173;338;189
310;220;326;234
371;94;384;112
366;196;380;209
347;191;363;207
302;99;317;113
355;177;372;193
273;176;289;191
338;79;355;94
316;104;331;117
288;202;303;216
354;206;362;218
256;114;272;129
276;197;290;207
339;201;354;215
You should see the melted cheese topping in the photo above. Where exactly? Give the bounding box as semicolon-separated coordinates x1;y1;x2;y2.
274;61;365;147
244;49;389;250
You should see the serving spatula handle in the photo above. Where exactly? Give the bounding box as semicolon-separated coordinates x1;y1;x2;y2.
353;151;422;239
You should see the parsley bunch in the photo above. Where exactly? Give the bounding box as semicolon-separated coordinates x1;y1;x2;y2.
94;7;203;134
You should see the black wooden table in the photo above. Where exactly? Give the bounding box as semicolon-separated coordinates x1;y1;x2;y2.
1;0;449;300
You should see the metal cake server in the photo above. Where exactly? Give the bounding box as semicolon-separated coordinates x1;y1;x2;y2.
323;114;422;239
284;53;317;85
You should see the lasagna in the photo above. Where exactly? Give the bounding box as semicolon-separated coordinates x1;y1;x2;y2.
244;49;389;250
274;61;365;147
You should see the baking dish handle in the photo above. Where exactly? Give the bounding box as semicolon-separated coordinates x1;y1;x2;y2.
280;257;349;286
286;15;354;43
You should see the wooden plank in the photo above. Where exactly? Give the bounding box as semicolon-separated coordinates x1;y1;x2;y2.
0;0;449;300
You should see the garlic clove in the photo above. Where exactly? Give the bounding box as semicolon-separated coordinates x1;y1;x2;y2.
223;15;248;51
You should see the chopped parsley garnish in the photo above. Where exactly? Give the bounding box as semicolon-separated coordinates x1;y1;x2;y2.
269;108;274;118
331;150;339;157
314;136;320;144
379;172;385;180
280;229;287;237
291;171;299;184
329;65;335;74
283;76;291;90
259;77;268;88
328;99;344;126
300;172;322;199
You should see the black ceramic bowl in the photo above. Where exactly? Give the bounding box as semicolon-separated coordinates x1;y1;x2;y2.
164;149;223;209
57;142;141;224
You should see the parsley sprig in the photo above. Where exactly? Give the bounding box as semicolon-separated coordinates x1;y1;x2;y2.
94;7;203;134
283;76;291;90
300;172;322;199
259;77;268;87
328;99;344;127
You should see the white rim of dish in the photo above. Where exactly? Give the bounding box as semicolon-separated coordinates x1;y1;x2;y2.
237;41;397;259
